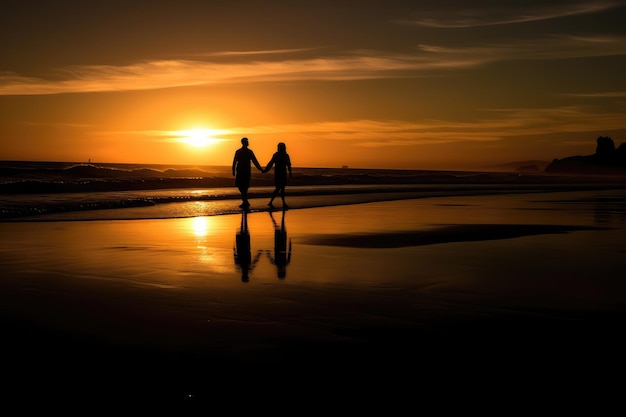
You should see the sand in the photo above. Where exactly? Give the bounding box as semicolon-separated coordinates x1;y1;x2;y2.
1;189;626;409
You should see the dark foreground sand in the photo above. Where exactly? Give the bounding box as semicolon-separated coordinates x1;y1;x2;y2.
1;189;626;409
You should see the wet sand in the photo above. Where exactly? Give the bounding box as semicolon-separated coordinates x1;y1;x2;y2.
1;189;626;408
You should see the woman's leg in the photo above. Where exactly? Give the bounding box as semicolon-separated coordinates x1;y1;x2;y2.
268;186;279;206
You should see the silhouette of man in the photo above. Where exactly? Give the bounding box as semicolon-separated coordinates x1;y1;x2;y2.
234;210;262;282
232;137;263;208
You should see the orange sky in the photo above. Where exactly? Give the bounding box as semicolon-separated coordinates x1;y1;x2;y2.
1;1;626;170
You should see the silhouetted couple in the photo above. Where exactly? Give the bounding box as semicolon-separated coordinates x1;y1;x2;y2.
233;209;291;281
232;137;292;209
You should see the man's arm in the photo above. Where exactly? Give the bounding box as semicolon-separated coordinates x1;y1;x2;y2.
251;152;263;171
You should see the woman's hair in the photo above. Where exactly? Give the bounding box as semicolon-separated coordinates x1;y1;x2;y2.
277;142;286;153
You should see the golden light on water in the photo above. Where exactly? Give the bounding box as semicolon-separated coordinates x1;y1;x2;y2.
191;216;210;237
191;216;214;264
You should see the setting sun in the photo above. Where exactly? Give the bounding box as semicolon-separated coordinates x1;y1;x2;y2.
175;128;225;147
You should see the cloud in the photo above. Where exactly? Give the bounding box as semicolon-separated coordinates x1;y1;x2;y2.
562;91;626;97
19;121;97;129
84;100;624;150
409;1;621;28
98;128;231;144
418;34;626;61
207;107;626;147
195;47;321;57
0;54;480;96
1;34;625;96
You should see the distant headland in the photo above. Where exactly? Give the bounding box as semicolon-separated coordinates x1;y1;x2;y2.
545;136;626;175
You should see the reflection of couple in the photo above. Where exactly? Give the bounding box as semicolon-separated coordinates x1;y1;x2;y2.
233;209;292;281
232;137;292;209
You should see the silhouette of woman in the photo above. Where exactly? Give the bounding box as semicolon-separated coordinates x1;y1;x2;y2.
263;142;292;209
266;210;292;279
234;210;262;282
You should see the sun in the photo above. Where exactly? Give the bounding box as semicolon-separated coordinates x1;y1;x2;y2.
175;128;224;147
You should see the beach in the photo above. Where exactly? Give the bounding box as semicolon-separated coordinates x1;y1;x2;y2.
2;182;626;408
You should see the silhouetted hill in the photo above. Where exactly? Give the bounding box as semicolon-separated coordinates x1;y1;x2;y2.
487;160;551;173
545;136;626;174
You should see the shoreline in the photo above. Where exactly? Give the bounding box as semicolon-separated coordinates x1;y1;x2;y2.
3;181;626;222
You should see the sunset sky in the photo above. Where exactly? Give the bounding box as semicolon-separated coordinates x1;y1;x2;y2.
1;0;625;170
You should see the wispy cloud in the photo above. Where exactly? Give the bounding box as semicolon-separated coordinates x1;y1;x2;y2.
197;47;321;57
417;34;626;62
0;54;478;96
183;107;626;147
93;128;231;143
410;1;620;28
86;102;624;149
19;121;97;129
562;91;626;97
1;34;625;96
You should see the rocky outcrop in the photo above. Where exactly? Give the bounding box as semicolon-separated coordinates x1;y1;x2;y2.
545;136;626;174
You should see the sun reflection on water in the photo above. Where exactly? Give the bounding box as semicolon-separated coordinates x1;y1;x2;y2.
192;216;210;237
190;216;214;264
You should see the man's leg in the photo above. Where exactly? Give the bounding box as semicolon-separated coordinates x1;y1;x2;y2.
241;187;251;207
238;186;248;207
